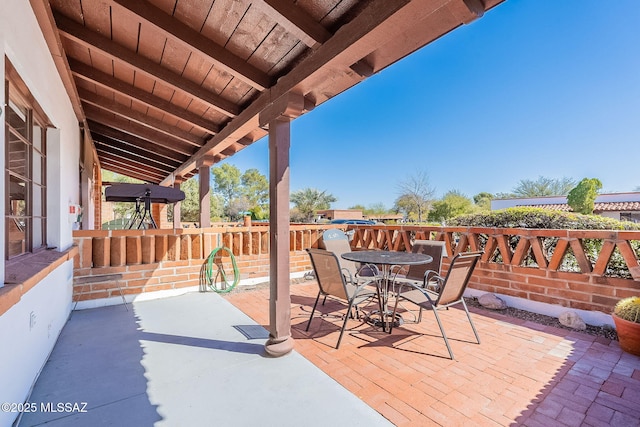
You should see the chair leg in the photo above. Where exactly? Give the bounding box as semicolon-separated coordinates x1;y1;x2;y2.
432;307;455;360
336;300;356;349
461;298;481;344
306;292;322;331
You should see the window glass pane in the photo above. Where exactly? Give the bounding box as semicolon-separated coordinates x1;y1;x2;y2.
32;217;44;249
8;134;28;177
9;176;27;216
7;100;28;138
7;218;26;257
33;150;43;184
33;123;42;151
33;185;43;217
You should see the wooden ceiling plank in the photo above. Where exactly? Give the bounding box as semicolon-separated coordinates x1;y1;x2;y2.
69;58;220;133
165;0;411;182
92;133;183;168
88;120;189;161
79;88;205;146
110;4;140;52
99;151;167;176
109;0;272;90
100;162;159;183
99;157;165;182
259;0;332;48
55;11;240;117
84;105;196;155
94;140;178;171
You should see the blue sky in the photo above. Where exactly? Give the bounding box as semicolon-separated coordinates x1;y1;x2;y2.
221;0;640;209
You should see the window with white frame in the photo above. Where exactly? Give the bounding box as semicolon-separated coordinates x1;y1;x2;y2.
5;60;48;259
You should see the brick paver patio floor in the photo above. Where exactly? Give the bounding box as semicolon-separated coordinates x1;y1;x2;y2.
225;280;640;426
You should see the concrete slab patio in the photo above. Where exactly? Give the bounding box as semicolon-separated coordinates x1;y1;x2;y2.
18;291;390;427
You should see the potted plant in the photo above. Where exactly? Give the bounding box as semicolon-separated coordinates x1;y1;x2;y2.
613;296;640;356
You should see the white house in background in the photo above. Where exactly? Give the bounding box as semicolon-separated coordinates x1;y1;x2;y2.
491;192;640;222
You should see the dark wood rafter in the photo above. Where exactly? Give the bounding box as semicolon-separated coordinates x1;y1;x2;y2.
78;88;204;147
89;124;189;164
84;107;195;156
54;11;240;118
108;0;272;90
259;0;332;49
87;120;190;161
92;138;181;170
69;59;220;134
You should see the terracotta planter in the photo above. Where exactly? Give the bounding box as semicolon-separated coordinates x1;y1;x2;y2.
613;313;640;356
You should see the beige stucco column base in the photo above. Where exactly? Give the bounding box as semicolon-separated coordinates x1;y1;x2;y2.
264;335;294;357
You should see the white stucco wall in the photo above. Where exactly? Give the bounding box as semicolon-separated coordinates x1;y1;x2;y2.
1;1;80;425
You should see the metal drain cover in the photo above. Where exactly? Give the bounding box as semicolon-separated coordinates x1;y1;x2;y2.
234;325;270;340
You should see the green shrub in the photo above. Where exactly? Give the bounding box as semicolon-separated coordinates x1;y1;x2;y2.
448;207;640;230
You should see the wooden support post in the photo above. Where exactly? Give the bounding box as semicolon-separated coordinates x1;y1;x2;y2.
260;92;312;357
197;157;215;228
173;176;184;229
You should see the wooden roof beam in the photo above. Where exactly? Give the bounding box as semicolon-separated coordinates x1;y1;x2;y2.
54;11;239;118
98;154;167;182
78;88;204;147
94;142;176;174
100;163;157;183
162;0;410;184
69;58;220;134
108;0;272;90
258;0;332;48
84;105;195;156
88;120;190;162
91;133;183;169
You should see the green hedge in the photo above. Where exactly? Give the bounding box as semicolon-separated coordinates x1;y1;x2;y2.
448;208;640;278
448;207;640;230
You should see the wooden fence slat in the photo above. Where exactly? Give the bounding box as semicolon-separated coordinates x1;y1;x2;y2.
495;234;512;265
616;240;640;280
548;239;569;271
530;237;548;268
511;237;530;266
569;238;593;273
593;240;616;276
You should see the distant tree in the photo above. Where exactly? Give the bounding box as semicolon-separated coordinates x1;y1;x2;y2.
366;202;389;215
240;168;269;219
348;204;367;212
290;188;337;222
179;176;224;222
349;203;390;216
512;176;576;197
395;170;436;222
394;194;418;221
473;192;493;211
428;190;475;223
567;178;602;214
101;170;141;225
212;164;241;208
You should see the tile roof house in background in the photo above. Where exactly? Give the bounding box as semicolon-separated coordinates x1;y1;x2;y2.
491;192;640;223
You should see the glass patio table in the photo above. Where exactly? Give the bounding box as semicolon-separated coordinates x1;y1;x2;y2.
341;250;432;332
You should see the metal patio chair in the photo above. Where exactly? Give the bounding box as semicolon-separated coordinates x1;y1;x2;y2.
390;240;447;322
390;251;483;359
321;228;379;282
305;248;381;349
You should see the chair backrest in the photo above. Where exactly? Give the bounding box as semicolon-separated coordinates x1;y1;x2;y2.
405;240;447;281
320;229;359;278
306;248;349;301
435;251;483;306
